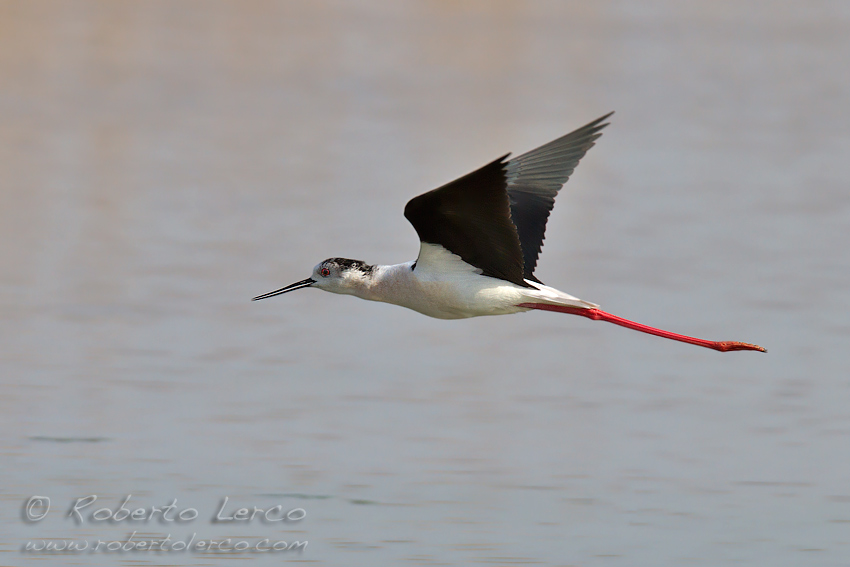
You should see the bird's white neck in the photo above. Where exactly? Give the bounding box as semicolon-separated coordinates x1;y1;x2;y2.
353;262;417;304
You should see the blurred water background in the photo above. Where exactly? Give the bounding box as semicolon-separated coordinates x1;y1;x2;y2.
2;1;849;565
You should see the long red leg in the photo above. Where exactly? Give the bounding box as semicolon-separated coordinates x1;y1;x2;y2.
517;303;766;353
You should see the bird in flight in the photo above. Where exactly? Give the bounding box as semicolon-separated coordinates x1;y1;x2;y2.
254;113;765;353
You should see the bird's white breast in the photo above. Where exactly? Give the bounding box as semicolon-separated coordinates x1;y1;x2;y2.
366;244;531;319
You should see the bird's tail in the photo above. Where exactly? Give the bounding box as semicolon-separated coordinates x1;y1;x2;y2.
522;280;600;310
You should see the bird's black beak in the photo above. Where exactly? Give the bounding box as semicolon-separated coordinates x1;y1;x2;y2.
252;278;316;301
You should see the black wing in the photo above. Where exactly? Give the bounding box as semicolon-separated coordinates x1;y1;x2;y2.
404;155;530;288
506;112;612;282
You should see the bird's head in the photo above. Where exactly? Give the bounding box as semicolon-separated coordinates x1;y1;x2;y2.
252;258;375;301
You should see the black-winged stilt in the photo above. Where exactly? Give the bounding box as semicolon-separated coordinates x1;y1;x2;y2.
254;113;765;353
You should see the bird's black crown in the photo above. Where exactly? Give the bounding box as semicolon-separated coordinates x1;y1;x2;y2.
321;258;374;275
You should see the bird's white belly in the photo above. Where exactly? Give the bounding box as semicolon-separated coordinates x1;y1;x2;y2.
367;259;530;320
405;278;529;319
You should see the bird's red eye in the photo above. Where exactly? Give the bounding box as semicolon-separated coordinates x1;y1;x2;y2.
321;268;330;277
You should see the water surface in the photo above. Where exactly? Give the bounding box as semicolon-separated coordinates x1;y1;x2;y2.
2;2;849;565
